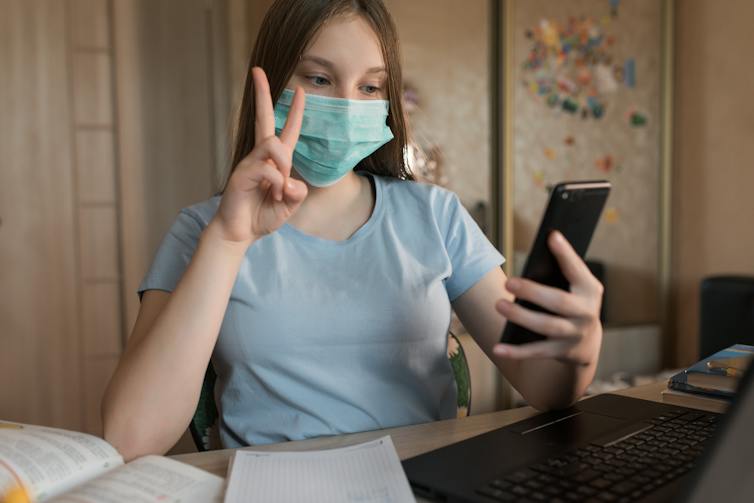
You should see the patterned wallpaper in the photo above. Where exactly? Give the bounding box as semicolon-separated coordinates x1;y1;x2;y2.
511;0;663;324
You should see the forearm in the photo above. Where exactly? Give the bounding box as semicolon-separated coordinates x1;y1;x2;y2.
102;222;254;460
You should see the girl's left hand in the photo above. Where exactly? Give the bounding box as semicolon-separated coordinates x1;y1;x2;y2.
492;230;604;367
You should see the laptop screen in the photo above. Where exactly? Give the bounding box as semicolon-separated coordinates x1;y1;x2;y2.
683;361;754;502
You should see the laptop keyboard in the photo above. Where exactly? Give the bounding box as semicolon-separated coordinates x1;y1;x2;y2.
475;408;719;503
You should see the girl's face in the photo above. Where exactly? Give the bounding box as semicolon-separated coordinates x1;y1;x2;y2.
286;14;387;101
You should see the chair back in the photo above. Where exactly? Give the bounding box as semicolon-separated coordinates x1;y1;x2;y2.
699;275;754;358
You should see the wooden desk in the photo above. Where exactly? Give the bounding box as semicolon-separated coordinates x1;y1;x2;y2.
170;381;668;478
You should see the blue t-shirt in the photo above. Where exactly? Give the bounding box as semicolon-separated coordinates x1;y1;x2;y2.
138;170;505;448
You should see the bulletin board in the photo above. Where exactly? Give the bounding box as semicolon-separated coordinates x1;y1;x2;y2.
506;0;671;325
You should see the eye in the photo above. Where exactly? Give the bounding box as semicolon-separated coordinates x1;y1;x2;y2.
361;84;381;95
306;75;331;87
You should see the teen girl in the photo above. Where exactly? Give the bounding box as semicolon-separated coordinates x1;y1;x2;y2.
103;0;604;461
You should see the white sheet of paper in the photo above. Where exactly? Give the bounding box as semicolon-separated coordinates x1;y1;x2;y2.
223;435;415;503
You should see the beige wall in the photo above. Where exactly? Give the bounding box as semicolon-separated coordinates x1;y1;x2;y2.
0;0;232;446
0;0;124;434
115;0;232;334
384;0;492;210
670;0;754;366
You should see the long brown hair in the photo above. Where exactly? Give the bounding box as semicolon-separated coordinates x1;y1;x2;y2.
223;0;413;192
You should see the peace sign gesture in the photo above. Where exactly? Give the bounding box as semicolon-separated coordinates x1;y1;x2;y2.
211;67;307;244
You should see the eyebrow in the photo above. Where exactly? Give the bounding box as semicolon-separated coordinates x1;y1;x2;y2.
300;55;387;74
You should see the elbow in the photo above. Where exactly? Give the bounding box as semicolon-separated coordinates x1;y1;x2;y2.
503;356;599;413
103;426;139;462
102;411;173;462
524;386;587;412
529;396;579;412
101;385;176;462
527;398;568;413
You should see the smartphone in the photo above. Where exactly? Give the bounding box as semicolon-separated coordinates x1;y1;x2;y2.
500;180;611;345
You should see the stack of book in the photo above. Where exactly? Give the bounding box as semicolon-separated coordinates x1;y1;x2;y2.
662;343;754;413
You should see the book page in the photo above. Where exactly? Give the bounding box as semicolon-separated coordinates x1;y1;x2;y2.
0;421;123;501
223;435;415;503
49;455;224;503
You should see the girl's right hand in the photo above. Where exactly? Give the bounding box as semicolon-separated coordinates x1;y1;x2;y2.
211;66;308;244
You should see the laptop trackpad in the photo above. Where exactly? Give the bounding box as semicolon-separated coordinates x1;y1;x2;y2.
516;411;628;447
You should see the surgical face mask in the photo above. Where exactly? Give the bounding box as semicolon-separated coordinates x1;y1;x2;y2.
273;88;394;187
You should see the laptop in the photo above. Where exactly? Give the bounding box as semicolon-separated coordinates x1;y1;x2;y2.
402;361;754;502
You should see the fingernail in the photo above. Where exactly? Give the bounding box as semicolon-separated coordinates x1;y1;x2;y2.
506;278;520;290
494;345;507;355
552;230;564;242
287;179;294;189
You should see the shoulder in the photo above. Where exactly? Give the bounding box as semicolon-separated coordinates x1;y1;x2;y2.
175;195;222;228
137;195;222;294
163;195;221;244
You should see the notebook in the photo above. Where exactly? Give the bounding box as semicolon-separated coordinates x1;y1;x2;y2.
660;387;729;414
668;343;754;397
223;435;415;503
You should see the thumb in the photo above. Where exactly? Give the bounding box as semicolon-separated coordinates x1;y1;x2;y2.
548;230;591;287
282;178;308;206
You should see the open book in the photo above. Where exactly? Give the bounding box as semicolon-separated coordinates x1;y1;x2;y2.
0;421;224;502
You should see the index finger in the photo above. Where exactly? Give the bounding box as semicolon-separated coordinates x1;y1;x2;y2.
252;67;275;145
493;339;567;360
503;277;590;318
279;86;305;149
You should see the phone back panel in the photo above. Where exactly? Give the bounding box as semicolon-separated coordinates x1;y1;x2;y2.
502;181;610;345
